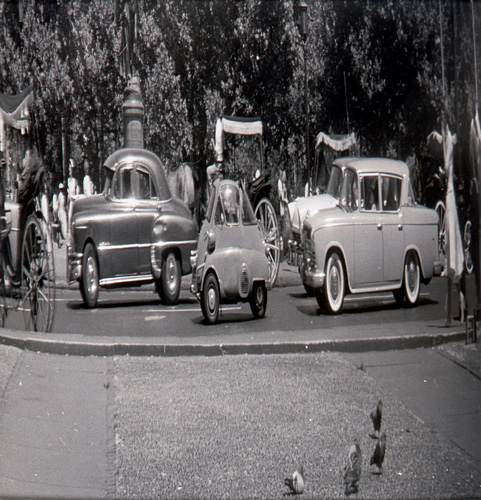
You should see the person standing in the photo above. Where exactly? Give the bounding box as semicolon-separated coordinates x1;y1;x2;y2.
82;158;95;197
67;158;79;225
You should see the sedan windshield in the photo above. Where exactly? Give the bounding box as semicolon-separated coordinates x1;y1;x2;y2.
339;168;358;211
326;164;343;198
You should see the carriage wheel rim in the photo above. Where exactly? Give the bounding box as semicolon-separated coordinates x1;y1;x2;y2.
21;217;54;332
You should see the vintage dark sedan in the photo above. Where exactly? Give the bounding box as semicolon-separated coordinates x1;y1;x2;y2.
67;148;198;307
301;158;443;314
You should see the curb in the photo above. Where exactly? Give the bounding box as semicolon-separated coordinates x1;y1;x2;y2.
0;328;466;358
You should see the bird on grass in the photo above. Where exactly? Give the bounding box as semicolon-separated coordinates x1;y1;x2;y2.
370;432;386;474
284;465;305;495
343;440;362;496
370;399;383;438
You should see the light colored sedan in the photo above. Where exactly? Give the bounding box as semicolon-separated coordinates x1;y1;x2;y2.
300;158;442;314
191;179;271;324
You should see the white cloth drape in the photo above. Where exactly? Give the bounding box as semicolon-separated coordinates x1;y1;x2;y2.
444;125;464;280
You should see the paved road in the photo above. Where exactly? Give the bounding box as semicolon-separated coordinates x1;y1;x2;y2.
0;349;114;499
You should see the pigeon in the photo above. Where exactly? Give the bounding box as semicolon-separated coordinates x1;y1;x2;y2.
343;440;362;496
370;432;386;474
370;399;383;438
284;465;305;495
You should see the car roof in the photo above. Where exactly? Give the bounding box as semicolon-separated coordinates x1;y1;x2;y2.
344;157;409;176
103;148;171;200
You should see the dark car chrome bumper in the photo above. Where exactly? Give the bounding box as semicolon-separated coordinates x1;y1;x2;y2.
67;245;83;284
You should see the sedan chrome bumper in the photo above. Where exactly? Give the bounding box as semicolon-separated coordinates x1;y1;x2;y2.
300;258;325;289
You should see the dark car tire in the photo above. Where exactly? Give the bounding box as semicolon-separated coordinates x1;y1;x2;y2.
316;251;345;314
157;251;181;306
80;242;99;308
249;282;267;318
201;272;220;324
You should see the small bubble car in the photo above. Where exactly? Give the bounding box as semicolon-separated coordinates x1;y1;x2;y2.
190;179;271;324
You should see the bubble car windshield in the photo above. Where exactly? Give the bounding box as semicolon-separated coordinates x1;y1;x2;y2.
220;184;241;224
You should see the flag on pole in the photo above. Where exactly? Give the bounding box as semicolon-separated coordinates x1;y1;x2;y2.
444;124;464;280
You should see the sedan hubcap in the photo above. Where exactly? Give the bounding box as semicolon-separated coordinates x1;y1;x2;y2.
330;266;339;300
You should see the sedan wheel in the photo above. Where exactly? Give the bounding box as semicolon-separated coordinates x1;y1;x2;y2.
404;251;420;306
249;282;267;318
80;242;99;308
201;272;220;324
316;251;345;314
157;252;181;305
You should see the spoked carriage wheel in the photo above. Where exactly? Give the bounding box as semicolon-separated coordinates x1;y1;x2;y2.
21;214;55;332
435;200;446;273
464;219;474;275
255;197;280;287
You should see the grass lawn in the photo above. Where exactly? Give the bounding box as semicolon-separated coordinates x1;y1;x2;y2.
113;352;481;499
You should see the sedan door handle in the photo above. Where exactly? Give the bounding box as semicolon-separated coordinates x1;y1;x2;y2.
398;224;403;231
377;223;382;230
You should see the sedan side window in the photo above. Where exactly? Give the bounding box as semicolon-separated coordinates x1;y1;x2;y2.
138;169;158;200
113;166;133;199
360;175;379;211
381;176;402;211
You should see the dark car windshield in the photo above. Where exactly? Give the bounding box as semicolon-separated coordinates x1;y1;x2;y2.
326;164;343;198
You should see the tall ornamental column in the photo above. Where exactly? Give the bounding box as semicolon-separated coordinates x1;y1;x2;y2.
123;76;144;149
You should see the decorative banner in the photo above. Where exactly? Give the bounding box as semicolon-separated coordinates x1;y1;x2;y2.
0;86;33;152
315;131;357;152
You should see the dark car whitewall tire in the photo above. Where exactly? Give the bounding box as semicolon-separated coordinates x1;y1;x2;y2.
80;242;99;308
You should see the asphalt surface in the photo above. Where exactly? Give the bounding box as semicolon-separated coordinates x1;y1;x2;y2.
0;244;480;499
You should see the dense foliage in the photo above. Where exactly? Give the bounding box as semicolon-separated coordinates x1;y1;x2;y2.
0;0;479;198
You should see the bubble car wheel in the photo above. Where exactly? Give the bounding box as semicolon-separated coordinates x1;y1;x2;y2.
201;272;220;324
249;282;267;318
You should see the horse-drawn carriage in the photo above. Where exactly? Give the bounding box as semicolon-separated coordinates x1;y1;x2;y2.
0;153;55;332
211;116;281;285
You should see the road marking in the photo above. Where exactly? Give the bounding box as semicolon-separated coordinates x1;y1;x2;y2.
142;306;242;313
145;315;166;321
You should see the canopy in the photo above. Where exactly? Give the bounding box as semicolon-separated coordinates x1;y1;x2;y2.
0;86;34;152
221;115;263;136
214;115;263;163
315;131;357;151
313;131;357;194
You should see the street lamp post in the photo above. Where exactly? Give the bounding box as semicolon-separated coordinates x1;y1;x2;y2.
300;1;309;195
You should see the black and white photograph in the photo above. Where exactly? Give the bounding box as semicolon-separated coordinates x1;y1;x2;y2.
0;0;480;498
